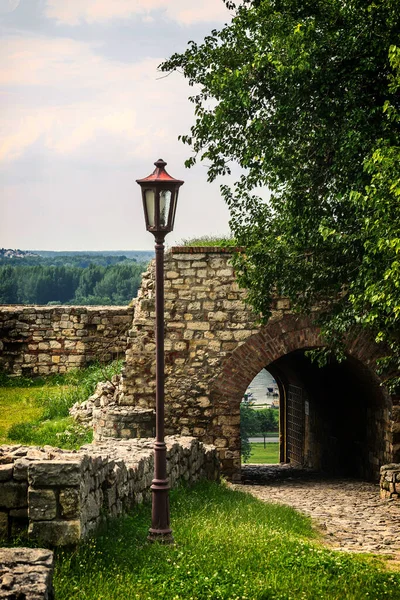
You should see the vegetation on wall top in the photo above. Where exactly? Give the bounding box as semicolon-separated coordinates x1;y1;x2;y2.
161;0;400;390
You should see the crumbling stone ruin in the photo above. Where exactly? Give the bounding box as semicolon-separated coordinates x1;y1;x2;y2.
0;437;218;546
89;247;398;482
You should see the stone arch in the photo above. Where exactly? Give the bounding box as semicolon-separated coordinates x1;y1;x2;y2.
209;313;394;481
117;248;397;483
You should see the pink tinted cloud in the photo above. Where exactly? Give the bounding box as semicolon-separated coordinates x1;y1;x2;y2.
44;0;230;25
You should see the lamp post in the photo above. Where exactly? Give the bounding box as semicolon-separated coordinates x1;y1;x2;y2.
136;159;184;543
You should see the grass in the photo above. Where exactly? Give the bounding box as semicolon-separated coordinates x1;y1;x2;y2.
53;480;400;600
180;235;237;247
0;361;122;449
247;442;280;464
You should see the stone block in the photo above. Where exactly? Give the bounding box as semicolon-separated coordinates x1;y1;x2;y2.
9;508;28;518
198;396;211;408
38;342;50;350
13;459;30;481
0;510;8;539
59;488;80;519
186;321;210;331
0;465;13;482
29;460;82;487
0;548;54;599
29;519;81;546
233;330;253;341
28;488;57;521
214;438;227;448
208;311;228;322
0;482;27;509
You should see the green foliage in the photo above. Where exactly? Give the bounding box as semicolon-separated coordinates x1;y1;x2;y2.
53;480;400;599
0;261;147;305
7;418;92;449
0;361;121;449
257;407;278;432
161;0;400;389
240;394;258;461
256;407;279;447
241;399;279;460
180;234;236;247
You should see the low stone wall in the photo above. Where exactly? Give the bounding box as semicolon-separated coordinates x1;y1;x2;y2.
0;547;54;599
380;463;400;499
0;305;134;376
93;406;155;441
0;437;219;546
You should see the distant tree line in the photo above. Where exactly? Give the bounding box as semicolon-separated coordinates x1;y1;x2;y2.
240;394;279;461
0;260;147;305
0;254;141;268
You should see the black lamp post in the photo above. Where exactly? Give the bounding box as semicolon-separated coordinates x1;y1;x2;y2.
136;159;184;543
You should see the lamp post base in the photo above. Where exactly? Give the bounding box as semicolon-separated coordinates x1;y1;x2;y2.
148;469;174;544
147;529;174;544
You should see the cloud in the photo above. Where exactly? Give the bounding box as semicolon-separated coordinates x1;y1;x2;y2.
44;0;230;26
0;0;20;15
0;36;195;163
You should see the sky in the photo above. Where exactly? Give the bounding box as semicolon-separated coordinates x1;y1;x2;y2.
0;0;235;251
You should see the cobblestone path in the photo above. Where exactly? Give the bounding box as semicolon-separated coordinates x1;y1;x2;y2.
233;469;400;556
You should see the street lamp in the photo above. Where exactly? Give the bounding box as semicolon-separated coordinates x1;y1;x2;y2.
136;159;184;543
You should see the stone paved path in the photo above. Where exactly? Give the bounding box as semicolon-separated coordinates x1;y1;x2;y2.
233;470;400;556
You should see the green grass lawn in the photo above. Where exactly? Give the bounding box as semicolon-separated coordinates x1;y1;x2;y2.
0;386;45;444
53;480;400;600
247;442;279;464
0;362;121;449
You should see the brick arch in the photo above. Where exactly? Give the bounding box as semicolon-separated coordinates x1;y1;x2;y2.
211;314;322;402
211;313;388;403
209;313;393;481
119;247;397;482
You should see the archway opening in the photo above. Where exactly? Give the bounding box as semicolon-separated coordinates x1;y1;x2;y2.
240;368;281;465
267;349;389;479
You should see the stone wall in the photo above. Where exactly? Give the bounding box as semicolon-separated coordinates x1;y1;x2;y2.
0;305;134;376
0;437;219;546
380;463;400;499
120;248;262;480
117;247;397;481
0;548;54;600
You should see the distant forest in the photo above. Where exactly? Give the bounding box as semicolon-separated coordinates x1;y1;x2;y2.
0;251;153;306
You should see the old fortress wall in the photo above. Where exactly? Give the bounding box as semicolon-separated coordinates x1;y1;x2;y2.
0;248;398;484
0;305;134;376
0;247;400;566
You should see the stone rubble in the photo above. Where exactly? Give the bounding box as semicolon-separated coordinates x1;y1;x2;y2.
0;547;54;600
69;375;121;426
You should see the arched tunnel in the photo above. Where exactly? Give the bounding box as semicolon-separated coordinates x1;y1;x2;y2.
267;349;391;480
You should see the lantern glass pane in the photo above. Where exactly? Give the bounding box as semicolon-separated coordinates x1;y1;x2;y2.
145;189;155;227
159;190;172;227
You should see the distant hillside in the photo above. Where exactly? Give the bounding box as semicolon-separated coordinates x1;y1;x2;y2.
33;250;154;263
0;250;153;306
0;248;39;259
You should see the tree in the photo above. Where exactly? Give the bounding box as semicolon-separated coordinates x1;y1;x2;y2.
240;393;258;462
256;408;278;448
161;0;400;388
0;267;17;303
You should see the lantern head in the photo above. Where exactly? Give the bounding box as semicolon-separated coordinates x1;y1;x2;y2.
136;159;184;237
